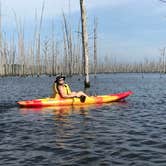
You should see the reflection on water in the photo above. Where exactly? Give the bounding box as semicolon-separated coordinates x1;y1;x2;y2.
19;102;130;165
19;102;128;117
20;105;91;116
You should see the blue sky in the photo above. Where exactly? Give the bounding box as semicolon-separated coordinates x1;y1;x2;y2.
1;0;166;63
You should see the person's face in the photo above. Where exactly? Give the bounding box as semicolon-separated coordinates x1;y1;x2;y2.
58;78;64;85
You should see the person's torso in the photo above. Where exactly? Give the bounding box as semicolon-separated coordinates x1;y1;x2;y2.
52;83;71;97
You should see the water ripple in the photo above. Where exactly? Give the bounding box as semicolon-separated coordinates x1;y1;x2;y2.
1;74;166;165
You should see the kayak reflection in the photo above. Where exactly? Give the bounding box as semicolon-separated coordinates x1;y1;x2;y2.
20;104;99;115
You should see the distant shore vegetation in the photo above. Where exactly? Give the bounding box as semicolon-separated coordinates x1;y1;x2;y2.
0;3;165;77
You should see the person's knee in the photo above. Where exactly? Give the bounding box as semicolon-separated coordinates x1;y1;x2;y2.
71;92;76;95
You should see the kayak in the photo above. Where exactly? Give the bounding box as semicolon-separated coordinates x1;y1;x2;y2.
17;91;133;108
17;90;133;108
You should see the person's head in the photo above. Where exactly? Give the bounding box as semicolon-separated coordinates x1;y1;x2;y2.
55;75;65;85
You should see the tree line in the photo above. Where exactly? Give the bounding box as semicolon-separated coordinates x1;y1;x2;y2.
0;1;165;77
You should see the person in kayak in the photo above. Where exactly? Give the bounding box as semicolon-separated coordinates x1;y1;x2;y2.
52;75;88;101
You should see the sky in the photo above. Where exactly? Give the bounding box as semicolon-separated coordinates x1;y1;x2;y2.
1;0;166;63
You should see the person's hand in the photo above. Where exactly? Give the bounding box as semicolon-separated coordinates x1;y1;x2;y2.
75;94;80;98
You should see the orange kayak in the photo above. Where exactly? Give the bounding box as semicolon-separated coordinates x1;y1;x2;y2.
17;91;133;108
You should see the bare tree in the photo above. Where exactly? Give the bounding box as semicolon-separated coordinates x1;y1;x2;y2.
62;13;73;76
36;0;45;76
93;17;98;77
160;47;166;73
80;0;90;88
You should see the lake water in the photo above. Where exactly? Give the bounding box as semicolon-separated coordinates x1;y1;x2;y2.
0;73;166;166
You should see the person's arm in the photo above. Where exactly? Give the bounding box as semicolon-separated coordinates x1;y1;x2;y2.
58;85;76;98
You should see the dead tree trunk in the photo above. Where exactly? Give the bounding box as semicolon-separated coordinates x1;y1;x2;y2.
51;21;56;76
163;48;166;73
62;13;73;76
161;47;166;73
94;17;98;77
80;0;90;88
37;1;45;76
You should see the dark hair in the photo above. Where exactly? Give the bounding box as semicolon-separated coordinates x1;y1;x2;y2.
55;75;65;83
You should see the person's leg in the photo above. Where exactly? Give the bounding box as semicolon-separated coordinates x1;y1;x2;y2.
70;92;77;97
77;91;88;97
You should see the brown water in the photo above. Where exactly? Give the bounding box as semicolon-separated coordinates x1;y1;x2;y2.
0;73;166;166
